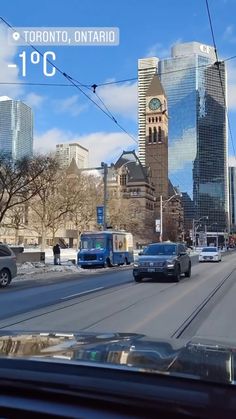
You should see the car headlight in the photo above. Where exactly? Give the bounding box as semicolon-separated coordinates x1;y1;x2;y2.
166;260;174;268
99;257;103;261
134;262;139;268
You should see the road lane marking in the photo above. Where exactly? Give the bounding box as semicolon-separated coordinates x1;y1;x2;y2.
60;287;104;300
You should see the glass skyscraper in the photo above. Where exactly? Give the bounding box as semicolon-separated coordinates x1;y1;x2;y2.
0;96;33;160
138;42;228;232
229;165;236;232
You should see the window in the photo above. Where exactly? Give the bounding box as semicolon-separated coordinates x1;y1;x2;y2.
148;127;152;143
148;117;151;123
159;116;162;122
120;174;127;186
155;117;158;122
0;245;11;257
152;117;154;123
153;127;157;143
158;126;162;143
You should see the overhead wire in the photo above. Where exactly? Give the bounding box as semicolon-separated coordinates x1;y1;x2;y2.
205;0;236;158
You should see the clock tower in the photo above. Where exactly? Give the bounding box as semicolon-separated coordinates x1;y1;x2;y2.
145;74;169;215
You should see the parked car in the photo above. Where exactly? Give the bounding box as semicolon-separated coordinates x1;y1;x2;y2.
133;242;191;283
0;244;17;288
199;246;222;263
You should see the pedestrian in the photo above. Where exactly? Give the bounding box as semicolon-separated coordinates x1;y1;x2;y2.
53;243;61;265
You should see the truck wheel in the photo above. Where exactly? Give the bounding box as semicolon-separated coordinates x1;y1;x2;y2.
105;258;112;268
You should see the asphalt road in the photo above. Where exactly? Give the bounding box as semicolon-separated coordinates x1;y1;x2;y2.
1;252;236;342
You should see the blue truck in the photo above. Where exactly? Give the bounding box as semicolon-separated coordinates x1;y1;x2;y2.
77;230;134;268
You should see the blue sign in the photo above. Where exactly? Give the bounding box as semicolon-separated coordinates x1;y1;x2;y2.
96;206;104;225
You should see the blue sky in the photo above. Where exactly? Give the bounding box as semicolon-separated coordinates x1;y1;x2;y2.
0;0;236;181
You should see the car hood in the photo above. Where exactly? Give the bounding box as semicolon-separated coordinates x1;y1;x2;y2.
138;255;176;262
200;252;218;256
0;331;235;384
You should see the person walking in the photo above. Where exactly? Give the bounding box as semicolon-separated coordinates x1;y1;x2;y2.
53;243;61;265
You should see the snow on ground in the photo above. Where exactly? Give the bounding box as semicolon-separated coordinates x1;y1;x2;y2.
14;260;113;282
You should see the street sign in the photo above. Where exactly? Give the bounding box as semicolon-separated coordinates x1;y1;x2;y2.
155;219;161;233
96;206;104;225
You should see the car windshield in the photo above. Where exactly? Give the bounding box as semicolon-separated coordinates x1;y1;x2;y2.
202;248;217;252
0;0;236;391
143;245;177;256
81;237;106;250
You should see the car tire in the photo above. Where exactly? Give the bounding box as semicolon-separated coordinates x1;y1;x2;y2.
0;269;11;288
134;275;142;283
173;266;181;282
185;262;191;278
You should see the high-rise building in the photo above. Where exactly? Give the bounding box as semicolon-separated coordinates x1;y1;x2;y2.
56;142;89;169
0;96;33;160
138;57;159;166
229;165;236;232
138;42;229;232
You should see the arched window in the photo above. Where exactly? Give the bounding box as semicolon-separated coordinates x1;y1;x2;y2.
148;117;151;123
153;127;157;143
155;117;158;123
152;117;154;123
159;116;162;122
148;127;152;143
158;127;162;143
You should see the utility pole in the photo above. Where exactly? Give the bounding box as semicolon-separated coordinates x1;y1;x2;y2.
160;195;163;242
101;162;108;230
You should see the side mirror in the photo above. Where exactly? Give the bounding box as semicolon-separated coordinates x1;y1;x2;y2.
138;251;143;256
179;251;187;256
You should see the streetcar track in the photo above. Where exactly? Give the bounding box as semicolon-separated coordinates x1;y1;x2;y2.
171;267;236;339
0;280;176;329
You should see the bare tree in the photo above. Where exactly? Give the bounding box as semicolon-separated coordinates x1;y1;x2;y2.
0;154;59;225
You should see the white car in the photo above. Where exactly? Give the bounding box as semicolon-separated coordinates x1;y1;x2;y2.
199;247;222;263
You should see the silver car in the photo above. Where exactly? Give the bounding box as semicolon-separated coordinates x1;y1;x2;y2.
0;244;17;288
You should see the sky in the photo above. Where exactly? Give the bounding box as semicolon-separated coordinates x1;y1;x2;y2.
0;0;236;185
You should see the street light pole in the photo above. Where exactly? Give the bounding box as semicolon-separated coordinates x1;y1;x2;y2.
160;195;163;242
101;162;108;230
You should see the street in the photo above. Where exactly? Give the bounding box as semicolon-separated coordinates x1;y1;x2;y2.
0;252;236;342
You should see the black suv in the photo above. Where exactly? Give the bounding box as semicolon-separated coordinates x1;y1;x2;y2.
133;242;191;282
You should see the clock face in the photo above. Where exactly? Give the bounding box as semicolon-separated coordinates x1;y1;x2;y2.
149;98;161;111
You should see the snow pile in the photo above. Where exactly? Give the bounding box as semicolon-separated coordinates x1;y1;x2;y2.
17;261;80;277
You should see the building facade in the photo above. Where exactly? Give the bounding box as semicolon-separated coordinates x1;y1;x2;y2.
56;142;89;169
138;57;159;166
229;165;236;233
107;150;156;244
0;96;33;159
138;42;229;233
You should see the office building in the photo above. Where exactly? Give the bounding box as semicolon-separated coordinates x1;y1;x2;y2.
138;42;229;232
0;96;33;159
229;165;236;232
138;57;159;165
56;142;89;169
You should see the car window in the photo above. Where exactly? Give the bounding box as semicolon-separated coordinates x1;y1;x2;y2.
202;247;217;252
0;245;11;257
144;244;177;255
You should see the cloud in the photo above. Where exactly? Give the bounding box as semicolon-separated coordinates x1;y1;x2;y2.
54;94;88;116
24;92;46;108
227;61;236;111
0;24;23;98
146;39;182;59
97;81;137;120
228;156;236;167
223;24;236;43
34;129;137;166
169;127;196;173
